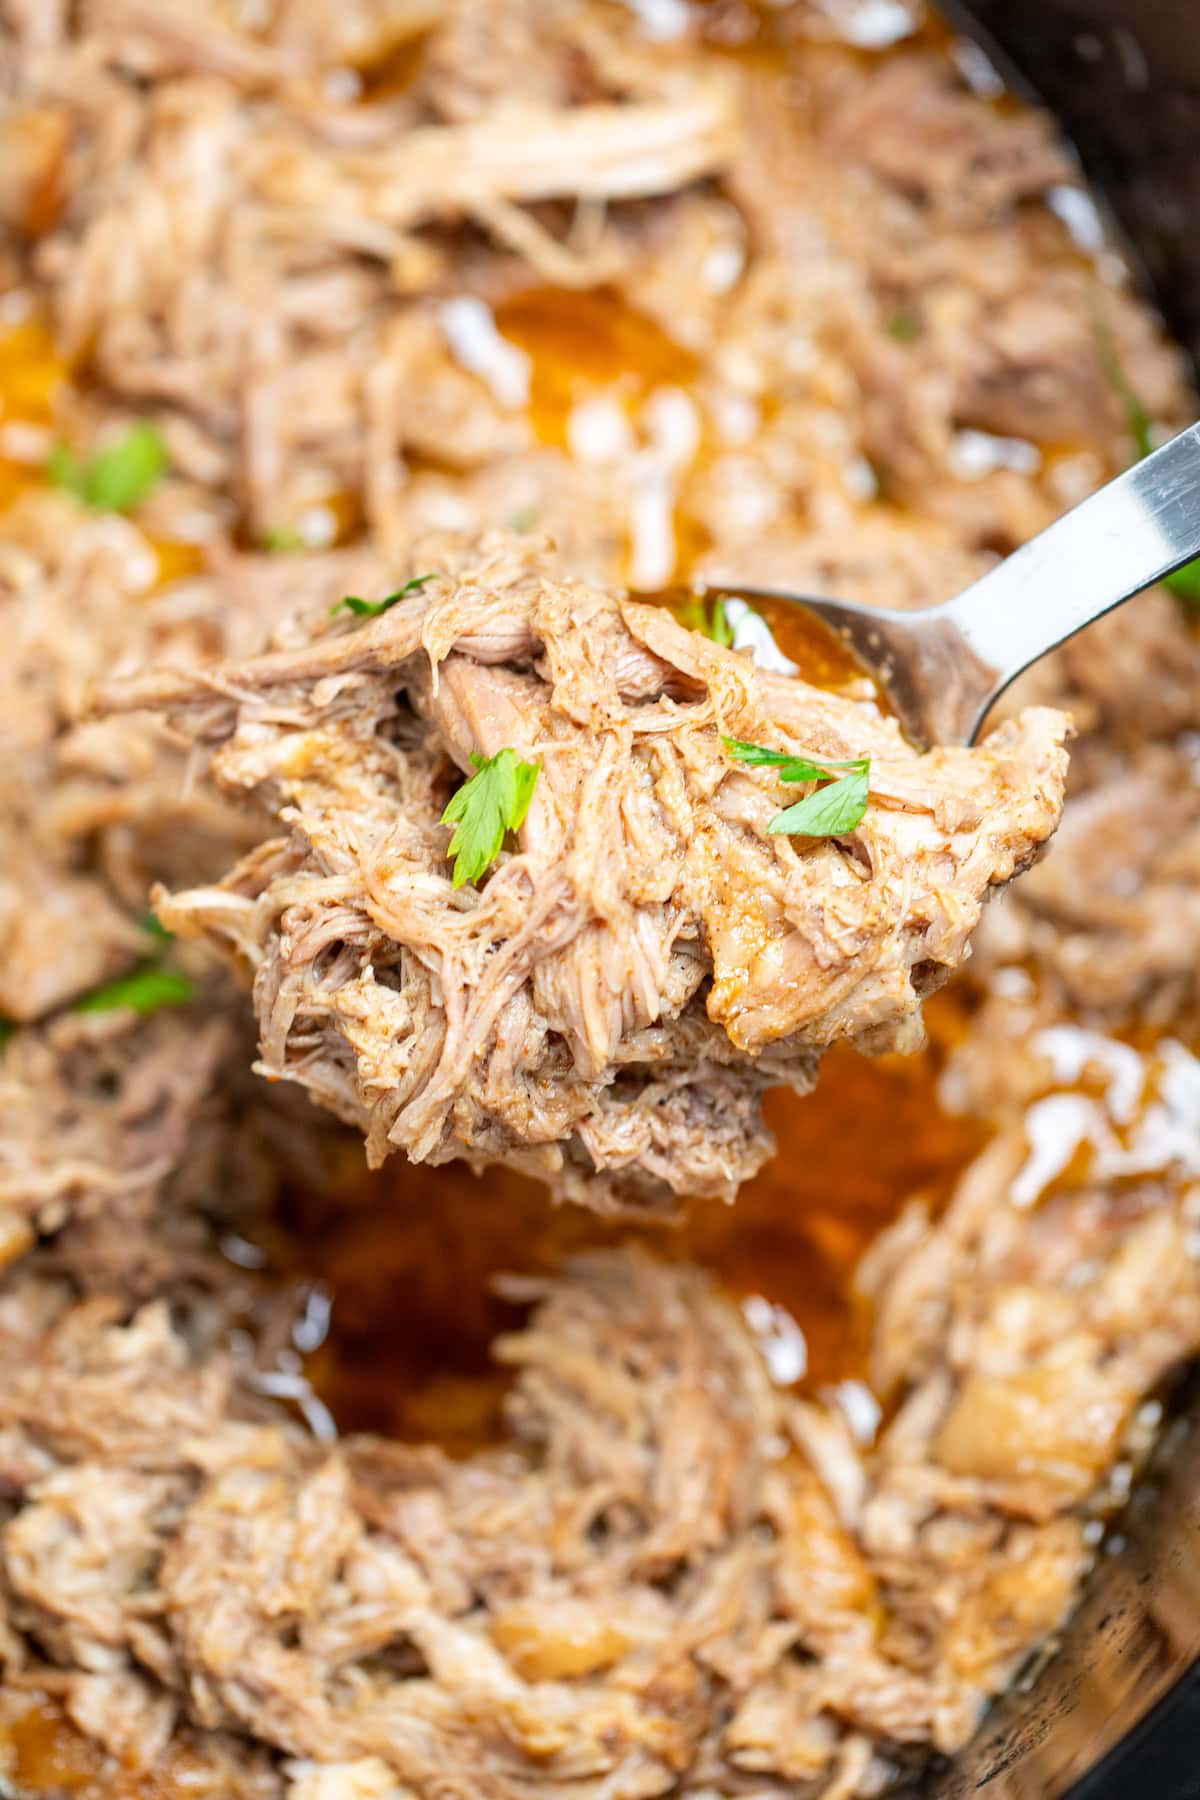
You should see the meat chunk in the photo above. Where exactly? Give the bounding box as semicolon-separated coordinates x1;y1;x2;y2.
1;1212;1193;1798
981;745;1200;1027
0;1008;232;1292
826;58;1071;223
100;533;1069;1208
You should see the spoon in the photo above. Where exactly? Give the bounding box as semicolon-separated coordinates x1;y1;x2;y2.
716;419;1200;747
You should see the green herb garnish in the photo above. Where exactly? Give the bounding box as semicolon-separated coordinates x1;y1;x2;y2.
677;595;738;647
73;965;194;1017
1095;315;1155;462
0;1018;11;1050
331;573;436;618
140;910;173;945
48;423;168;513
441;748;540;889
722;736;871;838
1163;561;1200;603
885;310;922;343
1096;316;1200;603
262;524;307;554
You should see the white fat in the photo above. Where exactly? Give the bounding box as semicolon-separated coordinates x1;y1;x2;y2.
292;1285;333;1354
249;1367;338;1443
1109;1040;1200;1178
568;395;632;464
743;1294;808;1385
991;966;1036;1001
625;389;700;588
422;492;474;531
163;506;221;544
844;453;879;502
0;420;51;462
297;503;338;549
1017;1034;1200;1204
1011;1093;1104;1209
950;428;1042;480
439;295;531;411
284;1756;401;1800
1047;185;1108;254
618;0;691;40
92;516;159;595
220;1232;267;1269
644;386;702;468
0;288;33;327
627;460;677;590
711;390;759;446
827;1379;882;1446
323;67;363;105
702;239;746;294
821;0;920;49
723;597;799;675
1034;1025;1146;1126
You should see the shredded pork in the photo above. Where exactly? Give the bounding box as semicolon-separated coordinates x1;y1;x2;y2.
0;0;1198;1796
101;532;1069;1206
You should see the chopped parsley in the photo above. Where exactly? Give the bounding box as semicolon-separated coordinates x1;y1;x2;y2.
73;965;194;1017
885;310;922;344
48;422;168;513
1162;560;1200;603
722;736;871;838
441;748;540;889
262;524;307;553
1096;316;1200;603
331;572;436;618
0;1018;11;1050
140;909;173;944
676;594;736;647
1095;315;1155;462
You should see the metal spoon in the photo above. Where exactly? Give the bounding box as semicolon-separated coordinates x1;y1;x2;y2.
719;419;1200;747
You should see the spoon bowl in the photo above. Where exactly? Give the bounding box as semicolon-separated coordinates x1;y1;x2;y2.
715;419;1200;747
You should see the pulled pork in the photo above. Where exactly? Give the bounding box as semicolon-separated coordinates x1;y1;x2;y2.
0;0;1198;1794
3;1022;1200;1800
102;533;1069;1207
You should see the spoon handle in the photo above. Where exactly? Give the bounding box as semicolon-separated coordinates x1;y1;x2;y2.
940;419;1200;739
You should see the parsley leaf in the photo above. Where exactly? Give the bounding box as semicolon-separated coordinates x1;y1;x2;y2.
1096;315;1200;603
0;1018;11;1050
722;737;866;779
722;736;871;838
262;524;307;553
73;965;194;1017
1094;315;1156;461
885;310;922;343
441;748;540;889
1165;561;1200;603
677;595;736;647
48;423;168;513
331;573;436;618
141;910;173;944
768;763;870;836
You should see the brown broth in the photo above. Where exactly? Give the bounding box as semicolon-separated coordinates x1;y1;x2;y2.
265;989;984;1456
494;285;699;451
0;1697;183;1799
